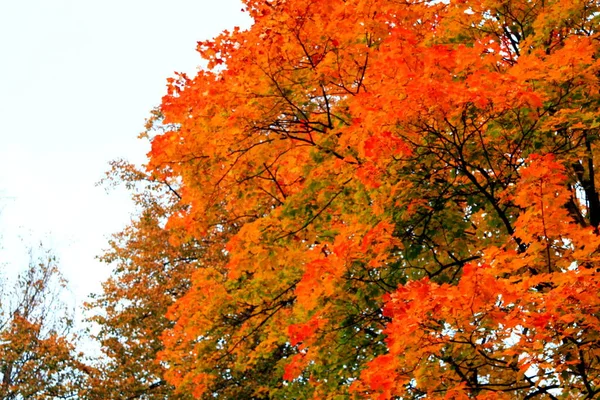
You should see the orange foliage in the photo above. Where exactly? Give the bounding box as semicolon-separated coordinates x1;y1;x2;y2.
96;0;600;398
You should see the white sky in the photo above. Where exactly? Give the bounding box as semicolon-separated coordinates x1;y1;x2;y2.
0;0;252;318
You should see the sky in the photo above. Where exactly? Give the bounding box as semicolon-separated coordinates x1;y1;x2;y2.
0;0;252;321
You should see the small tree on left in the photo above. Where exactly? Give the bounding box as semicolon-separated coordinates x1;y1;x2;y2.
0;245;89;399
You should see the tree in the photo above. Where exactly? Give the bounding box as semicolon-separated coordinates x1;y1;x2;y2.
96;0;600;398
0;245;88;399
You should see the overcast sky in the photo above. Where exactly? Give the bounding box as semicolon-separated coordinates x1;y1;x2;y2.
0;0;251;317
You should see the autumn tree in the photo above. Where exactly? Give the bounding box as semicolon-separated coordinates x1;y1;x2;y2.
0;245;87;399
95;0;600;398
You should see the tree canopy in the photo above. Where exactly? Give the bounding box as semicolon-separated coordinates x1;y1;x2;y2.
91;0;600;398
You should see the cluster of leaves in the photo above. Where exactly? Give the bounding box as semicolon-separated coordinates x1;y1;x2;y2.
90;0;600;398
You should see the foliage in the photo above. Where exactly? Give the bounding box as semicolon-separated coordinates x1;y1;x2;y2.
94;0;600;398
0;246;87;399
85;159;195;399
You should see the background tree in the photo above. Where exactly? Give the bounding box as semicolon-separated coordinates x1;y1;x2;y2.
93;0;600;398
0;245;88;399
